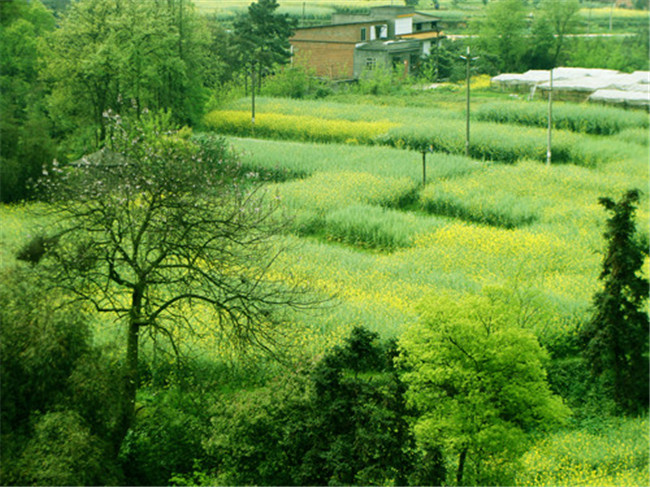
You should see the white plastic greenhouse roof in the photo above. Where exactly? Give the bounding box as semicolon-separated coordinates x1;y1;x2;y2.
492;67;650;107
589;89;650;107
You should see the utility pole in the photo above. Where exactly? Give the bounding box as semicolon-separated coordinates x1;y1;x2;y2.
459;46;478;158
251;60;256;135
547;68;553;166
422;150;427;185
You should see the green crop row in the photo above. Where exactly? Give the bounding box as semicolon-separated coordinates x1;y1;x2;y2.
228;137;481;184
209;106;643;166
204;110;396;144
474;101;649;135
293;203;444;252
381;121;641;166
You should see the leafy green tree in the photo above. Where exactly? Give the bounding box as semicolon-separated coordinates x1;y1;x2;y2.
36;113;316;455
0;266;121;485
532;0;580;67
581;190;649;414
399;290;571;486
233;0;296;93
207;327;431;486
42;0;216;152
0;0;56;202
476;0;529;73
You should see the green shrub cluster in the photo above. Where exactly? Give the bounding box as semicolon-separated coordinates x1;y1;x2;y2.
1;267;122;485
205;327;440;486
474;101;649;135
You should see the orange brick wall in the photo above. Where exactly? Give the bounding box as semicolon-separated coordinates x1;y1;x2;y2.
291;22;378;79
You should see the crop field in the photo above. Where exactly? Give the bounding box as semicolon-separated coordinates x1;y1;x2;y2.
2;83;648;486
199;97;650;349
203;93;650;484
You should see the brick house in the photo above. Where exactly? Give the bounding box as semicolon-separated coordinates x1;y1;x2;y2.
290;5;442;80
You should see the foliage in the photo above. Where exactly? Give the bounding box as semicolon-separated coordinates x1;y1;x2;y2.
418;39;467;82
36;113;317;453
357;64;409;96
206;327;429;486
0;267;90;435
533;0;581;67
580;189;649;414
17;411;118;486
119;388;212;486
475;0;529;73
42;0;219;151
262;65;332;99
399;289;571;486
0;266;121;485
232;0;296;90
0;0;56;202
564;26;650;72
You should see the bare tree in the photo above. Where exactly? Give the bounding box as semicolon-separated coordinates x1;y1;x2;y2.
37;111;318;453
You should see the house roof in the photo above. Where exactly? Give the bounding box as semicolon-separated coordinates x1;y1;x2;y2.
355;39;422;53
292;20;384;32
413;13;441;22
398;31;444;40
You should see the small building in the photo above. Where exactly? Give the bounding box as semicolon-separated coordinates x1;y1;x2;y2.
353;39;422;79
290;5;443;80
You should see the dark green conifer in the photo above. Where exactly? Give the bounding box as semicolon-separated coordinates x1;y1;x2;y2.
582;189;649;414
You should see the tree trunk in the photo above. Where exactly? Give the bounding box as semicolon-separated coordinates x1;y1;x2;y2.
457;447;468;486
112;289;143;454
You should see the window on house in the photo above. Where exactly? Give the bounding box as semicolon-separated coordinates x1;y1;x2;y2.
360;27;366;41
374;25;382;39
365;57;376;70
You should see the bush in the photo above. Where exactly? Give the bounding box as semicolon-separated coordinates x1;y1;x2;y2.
262;65;332;99
119;388;211;486
0;267;122;485
205;327;428;486
18;411;119;486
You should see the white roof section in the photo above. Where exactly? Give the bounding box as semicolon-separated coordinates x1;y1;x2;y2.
492;67;650;107
589;89;650;108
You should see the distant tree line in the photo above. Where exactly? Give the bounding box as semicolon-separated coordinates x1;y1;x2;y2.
0;0;294;203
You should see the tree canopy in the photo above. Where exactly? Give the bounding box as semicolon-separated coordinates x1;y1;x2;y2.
400;288;571;486
581;190;649;414
36;112;317;453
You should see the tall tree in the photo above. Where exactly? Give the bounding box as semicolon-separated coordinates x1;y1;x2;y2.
42;0;214;153
399;289;571;486
535;0;581;67
581;190;649;414
476;0;529;73
0;0;56;202
36;113;317;454
233;0;296;93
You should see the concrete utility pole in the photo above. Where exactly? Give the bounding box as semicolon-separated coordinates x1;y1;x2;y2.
547;68;553;166
459;46;478;158
251;60;256;135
